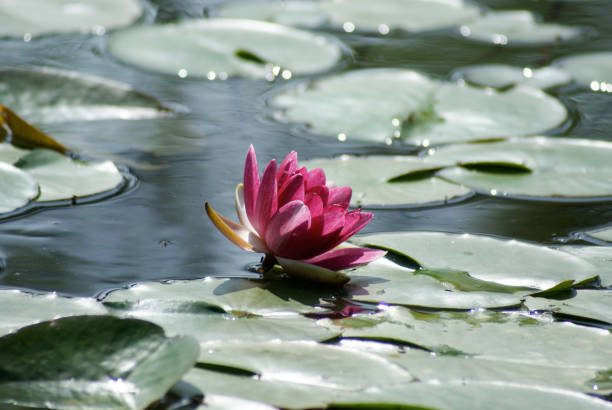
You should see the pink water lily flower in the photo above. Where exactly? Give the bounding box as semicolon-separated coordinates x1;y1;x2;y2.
205;145;386;284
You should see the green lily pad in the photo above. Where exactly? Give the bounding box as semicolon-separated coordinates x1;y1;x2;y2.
429;137;612;199
184;340;413;409
344;258;525;310
585;227;612;243
103;278;338;343
201;394;278;410
352;231;598;290
558;246;612;287
0;315;199;409
526;290;612;325
0;68;170;124
0;290;107;337
15;149;123;202
215;0;482;34
554;52;612;90
0;143;28;164
459;10;582;46
301;155;472;207
323;307;612;370
455;64;572;90
0;0;143;38
0;161;38;213
108;18;344;80
270;69;567;145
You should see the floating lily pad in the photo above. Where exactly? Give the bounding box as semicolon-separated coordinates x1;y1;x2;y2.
0;142;28;164
554;52;612;90
324;307;612;370
526;290;612;325
215;0;482;34
459;10;582;46
0;0;143;37
455;64;572;90
184;340;413;409
0;315;199;409
108;18;344;79
558;246;612;287
16;149;124;202
0;290;106;337
585;227;612;243
352;231;598;290
301;155;472;207
429;137;612;199
202;394;278;410
344;258;525;310
0;162;38;213
270;69;567;145
0;68;170;124
103;278;338;343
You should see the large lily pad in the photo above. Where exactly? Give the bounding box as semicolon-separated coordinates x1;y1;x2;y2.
558;246;612;287
352;231;598;290
269;68;567;145
108;18;345;80
0;289;106;337
429;137;612;199
16;149;124;202
103;278;338;343
526;290;612;325
344;258;525;310
455;64;572;90
585;227;612;243
215;0;482;34
184;340;413;409
301;155;472;207
459;10;582;46
0;0;143;37
554;52;612;90
0;315;199;409
0;68;170;124
0;161;38;213
323;307;612;370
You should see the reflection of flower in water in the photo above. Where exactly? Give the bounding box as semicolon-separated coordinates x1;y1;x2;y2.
205;145;385;284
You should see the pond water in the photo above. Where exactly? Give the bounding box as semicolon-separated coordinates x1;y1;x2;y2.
1;0;612;299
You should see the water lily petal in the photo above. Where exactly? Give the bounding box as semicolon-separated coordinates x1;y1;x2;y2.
327;210;374;250
265;200;311;257
328;186;352;209
234;183;256;233
205;202;267;252
254;159;278;235
277;150;298;187
302;247;387;271
305;168;326;191
276;256;350;284
243;145;260;226
278;173;305;208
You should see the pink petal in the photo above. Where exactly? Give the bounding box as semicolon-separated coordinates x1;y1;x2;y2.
306;185;329;206
276;256;350;284
278;173;305;208
264;200;311;258
304;190;324;218
253;159;278;236
305;168;326;191
205;202;267;253
243;145;260;226
323;211;373;251
277;150;298;187
328;186;352;209
302;247;386;271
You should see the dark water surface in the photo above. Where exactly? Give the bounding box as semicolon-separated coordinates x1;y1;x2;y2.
1;0;612;296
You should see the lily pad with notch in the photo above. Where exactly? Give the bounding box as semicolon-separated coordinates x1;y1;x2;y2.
454;64;573;90
301;155;472;207
107;18;345;80
429;137;612;200
269;68;567;145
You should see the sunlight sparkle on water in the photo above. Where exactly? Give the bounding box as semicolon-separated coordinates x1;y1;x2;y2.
522;67;533;78
281;70;292;80
492;34;508;45
23;33;32;42
207;71;216;80
342;22;355;33
178;69;188;78
378;24;390;35
337;133;347;142
590;81;612;92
